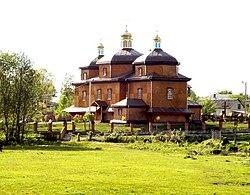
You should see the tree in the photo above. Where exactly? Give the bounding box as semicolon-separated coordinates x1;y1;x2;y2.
0;52;43;144
188;89;199;102
199;98;217;115
55;74;74;118
37;68;56;113
60;73;74;107
218;90;232;94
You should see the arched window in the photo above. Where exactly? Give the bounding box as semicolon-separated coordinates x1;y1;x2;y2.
82;91;87;101
138;88;143;99
97;89;102;100
138;67;142;76
167;88;173;100
107;88;112;100
103;68;107;76
83;72;87;80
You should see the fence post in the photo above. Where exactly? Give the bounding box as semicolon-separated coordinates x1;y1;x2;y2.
149;121;153;132
33;122;38;131
48;120;52;132
130;123;134;133
72;121;75;133
219;118;223;130
202;121;206;131
166;122;171;130
110;122;114;132
63;120;67;131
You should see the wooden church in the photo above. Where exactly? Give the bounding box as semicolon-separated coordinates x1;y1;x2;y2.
72;28;201;131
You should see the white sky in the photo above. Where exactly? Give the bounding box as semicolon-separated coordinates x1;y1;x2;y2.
1;0;249;98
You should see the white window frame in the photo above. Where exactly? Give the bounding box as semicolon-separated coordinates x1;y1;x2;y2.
167;88;173;100
82;91;87;101
138;67;142;76
83;72;87;80
138;88;142;99
118;108;122;116
107;88;112;100
103;68;107;76
97;89;102;100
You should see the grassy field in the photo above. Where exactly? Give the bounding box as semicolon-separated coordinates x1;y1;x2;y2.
0;142;250;194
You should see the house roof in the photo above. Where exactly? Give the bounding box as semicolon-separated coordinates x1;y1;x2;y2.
133;48;179;65
212;98;244;109
188;100;202;108
112;98;149;108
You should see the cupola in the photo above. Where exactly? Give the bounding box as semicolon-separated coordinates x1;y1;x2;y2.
121;25;133;48
153;33;161;48
97;41;104;57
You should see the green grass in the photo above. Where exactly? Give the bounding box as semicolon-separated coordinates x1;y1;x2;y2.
1;142;250;194
206;121;249;130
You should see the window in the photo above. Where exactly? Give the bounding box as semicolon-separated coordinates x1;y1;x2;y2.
138;88;142;99
103;68;107;76
107;88;112;100
97;89;102;100
238;104;241;109
167;88;173;100
83;72;87;80
128;40;132;47
138;67;142;76
82;91;86;101
118;108;122;116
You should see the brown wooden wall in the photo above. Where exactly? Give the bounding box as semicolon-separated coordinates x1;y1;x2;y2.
128;80;187;109
99;65;111;78
74;82;127;108
152;114;186;123
128;107;149;121
135;65;146;76
146;65;177;77
152;81;187;109
111;64;133;77
81;69;99;80
113;107;148;121
189;107;202;121
74;84;89;107
128;81;151;106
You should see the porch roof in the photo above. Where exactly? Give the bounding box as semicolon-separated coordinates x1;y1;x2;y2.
63;106;98;113
147;108;194;115
91;100;109;109
112;98;149;108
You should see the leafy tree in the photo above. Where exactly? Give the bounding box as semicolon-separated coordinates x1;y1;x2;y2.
199;98;217;115
55;74;74;118
188;89;199;102
37;68;56;113
60;73;74;107
218;90;232;94
0;52;43;144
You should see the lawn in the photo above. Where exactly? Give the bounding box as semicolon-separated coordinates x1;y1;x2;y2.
0;142;250;194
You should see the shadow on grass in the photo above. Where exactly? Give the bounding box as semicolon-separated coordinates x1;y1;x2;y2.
5;144;102;151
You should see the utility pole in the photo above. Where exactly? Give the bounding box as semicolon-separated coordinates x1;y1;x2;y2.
89;79;92;113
